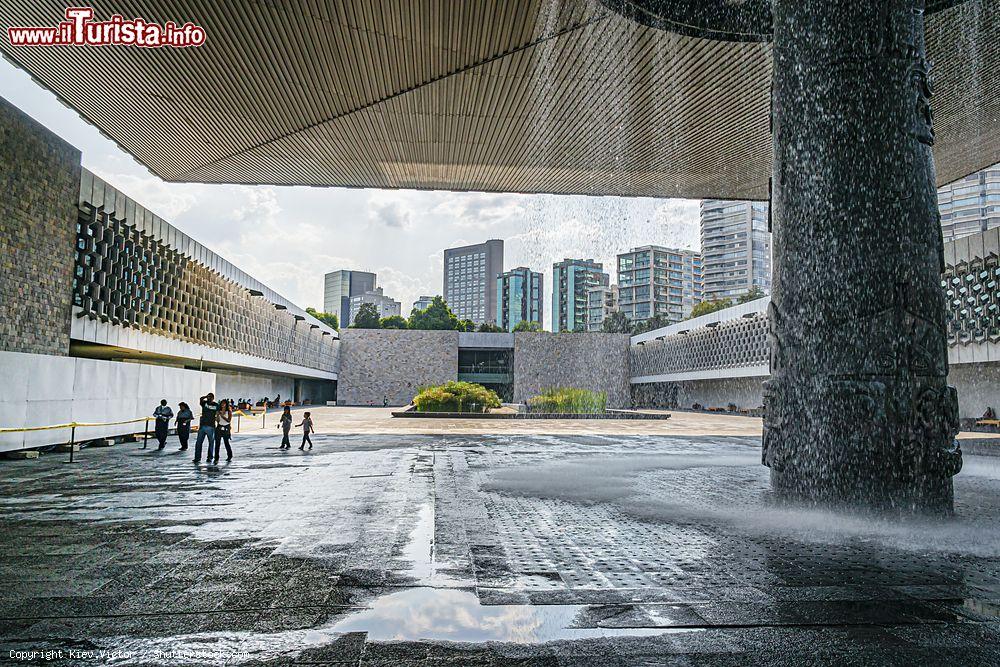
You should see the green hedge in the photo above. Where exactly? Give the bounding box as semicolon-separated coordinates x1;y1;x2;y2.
412;381;502;413
527;388;606;414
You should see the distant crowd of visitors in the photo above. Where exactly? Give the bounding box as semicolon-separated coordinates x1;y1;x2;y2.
152;392;315;463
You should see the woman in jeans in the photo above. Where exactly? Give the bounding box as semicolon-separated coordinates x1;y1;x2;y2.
214;399;234;463
175;402;193;451
278;405;293;450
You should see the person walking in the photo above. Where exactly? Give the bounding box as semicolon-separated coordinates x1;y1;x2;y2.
193;393;219;464
297;412;314;450
215;399;234;463
278;405;293;450
176;402;193;451
153;400;173;450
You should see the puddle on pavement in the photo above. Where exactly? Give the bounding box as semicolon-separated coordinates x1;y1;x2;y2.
327;587;695;642
402;499;436;581
106;588;698;665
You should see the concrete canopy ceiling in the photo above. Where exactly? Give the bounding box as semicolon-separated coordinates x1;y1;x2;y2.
1;0;997;200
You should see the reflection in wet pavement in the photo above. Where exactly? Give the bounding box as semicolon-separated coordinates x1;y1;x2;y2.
329;587;686;642
1;432;999;665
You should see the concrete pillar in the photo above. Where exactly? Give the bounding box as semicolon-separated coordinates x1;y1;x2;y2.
763;0;962;512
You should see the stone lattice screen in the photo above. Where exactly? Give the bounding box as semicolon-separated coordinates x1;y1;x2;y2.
72;202;336;373
629;313;769;378
943;263;1000;345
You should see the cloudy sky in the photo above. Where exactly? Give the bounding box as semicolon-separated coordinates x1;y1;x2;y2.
1;58;701;330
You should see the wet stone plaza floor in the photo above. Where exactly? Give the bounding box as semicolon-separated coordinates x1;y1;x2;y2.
2;426;1000;665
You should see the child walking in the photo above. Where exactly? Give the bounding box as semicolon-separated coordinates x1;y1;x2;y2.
297;412;314;450
278;405;293;450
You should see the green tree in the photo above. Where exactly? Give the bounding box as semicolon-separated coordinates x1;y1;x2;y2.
513;320;543;332
688;298;733;320
737;285;766;304
350;302;382;329
601;311;633;334
407;296;460;330
459;319;478;332
305;307;339;331
379;314;408;329
632;314;673;335
477;322;504;333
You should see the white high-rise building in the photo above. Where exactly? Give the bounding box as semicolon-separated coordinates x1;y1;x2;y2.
586;285;619;332
700;200;771;300
617;246;702;325
938;162;1000;242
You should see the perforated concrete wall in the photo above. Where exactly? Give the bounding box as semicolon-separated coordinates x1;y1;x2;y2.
72;172;338;373
630;313;769;378
943;228;1000;347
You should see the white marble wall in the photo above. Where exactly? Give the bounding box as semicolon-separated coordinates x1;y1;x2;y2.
949;362;1000;420
0;351;214;452
214;371;295;404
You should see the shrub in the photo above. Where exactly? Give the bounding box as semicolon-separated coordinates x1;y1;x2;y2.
412;381;502;413
527;388;606;414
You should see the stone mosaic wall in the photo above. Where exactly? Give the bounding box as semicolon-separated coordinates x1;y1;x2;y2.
513;333;631;408
0;96;80;355
337;329;459;405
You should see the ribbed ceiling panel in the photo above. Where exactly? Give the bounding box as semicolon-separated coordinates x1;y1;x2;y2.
1;0;996;199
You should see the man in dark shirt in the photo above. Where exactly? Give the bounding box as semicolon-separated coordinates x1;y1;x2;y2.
193;393;219;464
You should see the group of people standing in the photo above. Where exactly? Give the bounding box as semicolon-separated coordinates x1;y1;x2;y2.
152;393;315;462
153;393;233;463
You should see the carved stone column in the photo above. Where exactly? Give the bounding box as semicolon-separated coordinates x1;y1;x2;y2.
602;0;965;512
763;0;962;512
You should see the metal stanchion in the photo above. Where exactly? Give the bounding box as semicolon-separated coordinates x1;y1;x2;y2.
262;409;266;430
142;418;149;449
237;413;241;433
66;425;76;464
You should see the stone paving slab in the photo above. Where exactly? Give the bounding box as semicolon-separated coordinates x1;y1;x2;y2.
0;430;999;665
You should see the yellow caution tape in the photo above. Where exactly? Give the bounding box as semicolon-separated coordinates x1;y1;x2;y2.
2;409;272;434
0;416;152;434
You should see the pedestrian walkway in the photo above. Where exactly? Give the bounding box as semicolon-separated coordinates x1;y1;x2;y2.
1;430;999;665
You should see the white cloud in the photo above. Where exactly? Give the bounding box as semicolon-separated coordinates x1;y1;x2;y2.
368;197;412;229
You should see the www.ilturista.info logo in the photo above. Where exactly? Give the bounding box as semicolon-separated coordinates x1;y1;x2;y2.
7;7;206;47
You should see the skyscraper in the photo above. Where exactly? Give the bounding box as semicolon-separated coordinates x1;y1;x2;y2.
552;259;610;332
617;246;701;324
443;240;504;325
497;267;543;332
323;270;376;328
938;162;1000;242
700;200;771;300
